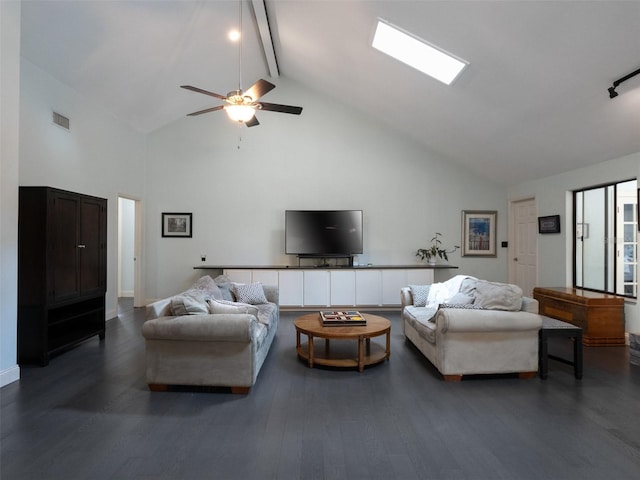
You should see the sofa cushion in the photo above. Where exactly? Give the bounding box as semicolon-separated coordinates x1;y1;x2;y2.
212;275;235;301
191;275;223;301
404;305;438;324
255;322;269;350
473;280;523;311
207;299;259;317
233;282;269;305
256;302;278;327
459;277;478;296
448;292;475;305
171;290;209;315
404;306;438;343
409;285;431;307
212;283;233;302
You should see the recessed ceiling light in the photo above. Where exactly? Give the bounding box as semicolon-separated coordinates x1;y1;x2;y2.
372;19;468;85
228;29;240;42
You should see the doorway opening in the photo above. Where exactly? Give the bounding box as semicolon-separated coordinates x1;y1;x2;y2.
118;195;143;312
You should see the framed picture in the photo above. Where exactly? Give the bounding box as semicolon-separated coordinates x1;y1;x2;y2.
461;210;497;257
538;215;560;234
162;212;192;238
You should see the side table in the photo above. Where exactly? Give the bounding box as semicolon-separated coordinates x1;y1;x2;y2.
539;316;583;379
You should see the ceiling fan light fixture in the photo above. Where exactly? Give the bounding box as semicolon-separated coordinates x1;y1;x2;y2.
225;104;256;123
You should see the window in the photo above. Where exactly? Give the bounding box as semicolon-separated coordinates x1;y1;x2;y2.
574;179;637;297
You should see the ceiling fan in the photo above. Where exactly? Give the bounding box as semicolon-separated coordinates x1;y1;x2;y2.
181;0;302;127
180;80;302;127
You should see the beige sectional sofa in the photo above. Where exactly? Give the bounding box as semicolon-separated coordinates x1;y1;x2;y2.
401;275;542;381
142;276;279;394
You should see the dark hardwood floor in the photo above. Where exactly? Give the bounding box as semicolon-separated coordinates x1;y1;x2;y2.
2;301;640;479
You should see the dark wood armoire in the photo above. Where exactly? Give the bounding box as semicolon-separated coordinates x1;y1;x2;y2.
18;187;107;365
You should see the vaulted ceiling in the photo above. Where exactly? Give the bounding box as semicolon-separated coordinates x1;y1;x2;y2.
20;1;640;185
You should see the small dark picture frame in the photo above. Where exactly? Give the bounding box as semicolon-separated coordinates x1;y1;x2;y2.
162;212;192;238
538;215;560;234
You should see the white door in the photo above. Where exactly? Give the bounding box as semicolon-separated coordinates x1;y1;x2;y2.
510;198;537;297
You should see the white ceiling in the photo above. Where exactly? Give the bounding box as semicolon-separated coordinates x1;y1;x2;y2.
20;1;640;185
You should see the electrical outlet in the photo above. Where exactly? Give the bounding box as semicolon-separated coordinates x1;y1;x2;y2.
201;254;207;262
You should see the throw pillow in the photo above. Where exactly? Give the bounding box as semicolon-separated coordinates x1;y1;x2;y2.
212;275;235;301
448;292;474;305
213;274;231;284
233;282;269;305
191;275;223;301
215;283;235;301
473;280;523;311
171;292;209;315
410;285;431;307
459;277;478;296
207;299;259;317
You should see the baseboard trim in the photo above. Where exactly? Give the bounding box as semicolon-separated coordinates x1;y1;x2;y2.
0;364;20;388
106;308;117;321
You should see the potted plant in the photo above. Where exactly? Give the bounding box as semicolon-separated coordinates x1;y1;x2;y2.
416;232;459;264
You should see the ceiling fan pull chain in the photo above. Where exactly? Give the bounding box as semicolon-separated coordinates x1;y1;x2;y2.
238;0;243;92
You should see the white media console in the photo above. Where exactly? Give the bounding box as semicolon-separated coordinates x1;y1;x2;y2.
194;265;457;309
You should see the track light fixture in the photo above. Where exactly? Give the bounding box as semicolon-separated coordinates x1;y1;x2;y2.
608;66;640;99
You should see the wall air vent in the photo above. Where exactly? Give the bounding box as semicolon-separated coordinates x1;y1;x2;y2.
52;111;70;130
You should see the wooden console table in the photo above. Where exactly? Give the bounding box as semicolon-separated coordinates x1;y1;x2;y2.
533;287;625;346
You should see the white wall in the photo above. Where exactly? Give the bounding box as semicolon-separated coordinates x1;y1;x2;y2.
0;0;21;387
19;59;147;320
508;152;640;332
145;77;509;299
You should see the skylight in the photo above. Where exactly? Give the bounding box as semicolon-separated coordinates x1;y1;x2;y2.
372;19;468;85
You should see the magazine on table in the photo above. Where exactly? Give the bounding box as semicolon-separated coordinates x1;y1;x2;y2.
320;310;366;326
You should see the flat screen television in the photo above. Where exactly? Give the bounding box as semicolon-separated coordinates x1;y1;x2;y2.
285;210;363;257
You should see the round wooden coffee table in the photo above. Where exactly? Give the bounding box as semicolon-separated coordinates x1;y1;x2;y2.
294;313;391;372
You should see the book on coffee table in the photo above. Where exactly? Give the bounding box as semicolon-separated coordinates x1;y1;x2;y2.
320;310;366;326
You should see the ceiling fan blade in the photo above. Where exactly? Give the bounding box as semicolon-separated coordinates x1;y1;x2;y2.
244;79;275;101
181;85;227;100
245;116;260;127
259;102;303;115
186;105;224;116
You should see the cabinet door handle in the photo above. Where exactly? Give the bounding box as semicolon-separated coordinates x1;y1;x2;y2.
77;244;86;248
